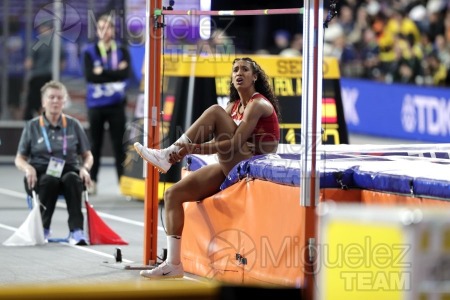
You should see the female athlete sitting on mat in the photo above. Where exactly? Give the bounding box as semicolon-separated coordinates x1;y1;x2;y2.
134;57;281;278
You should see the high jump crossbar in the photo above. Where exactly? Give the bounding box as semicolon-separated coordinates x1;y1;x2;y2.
154;8;304;16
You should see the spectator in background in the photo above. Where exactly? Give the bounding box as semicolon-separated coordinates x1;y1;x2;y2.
83;14;130;195
413;33;434;62
320;0;450;87
15;80;93;245
345;4;369;47
280;33;303;57
390;38;422;85
324;23;345;58
360;28;382;81
424;51;448;86
5;16;26;120
269;30;291;55
434;34;450;68
23;21;65;120
378;8;421;78
445;9;450;42
338;4;355;37
198;28;239;56
324;23;358;77
427;0;446;43
209;28;235;54
446;67;450;86
408;3;428;34
384;9;421;46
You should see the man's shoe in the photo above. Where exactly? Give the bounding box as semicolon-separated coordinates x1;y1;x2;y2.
69;229;88;246
44;228;50;242
140;261;184;279
134;142;171;173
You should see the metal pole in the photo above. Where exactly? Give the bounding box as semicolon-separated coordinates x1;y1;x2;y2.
25;0;32;58
143;0;162;265
52;1;62;81
1;0;10;119
300;0;323;207
88;0;95;12
22;0;33;121
184;61;196;131
300;0;323;298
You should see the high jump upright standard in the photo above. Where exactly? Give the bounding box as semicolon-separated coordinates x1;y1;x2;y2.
301;0;324;299
142;0;163;265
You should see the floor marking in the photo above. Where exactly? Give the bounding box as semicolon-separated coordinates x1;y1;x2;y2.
0;222;134;263
61;242;134;263
0;223;17;232
0;188;26;198
0;188;166;232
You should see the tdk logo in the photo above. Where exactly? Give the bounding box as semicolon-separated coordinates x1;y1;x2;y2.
402;94;450;136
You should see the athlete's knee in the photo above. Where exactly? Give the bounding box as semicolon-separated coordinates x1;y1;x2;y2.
164;186;178;204
164;185;188;206
209;104;226;114
201;104;223;117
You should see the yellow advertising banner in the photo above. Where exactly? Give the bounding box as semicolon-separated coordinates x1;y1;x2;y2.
163;55;340;79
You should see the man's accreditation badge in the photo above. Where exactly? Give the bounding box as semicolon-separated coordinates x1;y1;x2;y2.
46;156;66;178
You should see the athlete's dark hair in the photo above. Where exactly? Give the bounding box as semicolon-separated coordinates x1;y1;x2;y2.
229;57;281;119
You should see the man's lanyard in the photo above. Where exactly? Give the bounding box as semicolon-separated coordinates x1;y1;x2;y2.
39;114;67;157
98;40;118;69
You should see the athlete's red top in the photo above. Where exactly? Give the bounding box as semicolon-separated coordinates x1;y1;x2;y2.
230;93;280;145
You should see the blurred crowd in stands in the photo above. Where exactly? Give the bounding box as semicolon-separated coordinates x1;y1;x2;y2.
324;0;450;86
2;0;449;122
271;0;450;87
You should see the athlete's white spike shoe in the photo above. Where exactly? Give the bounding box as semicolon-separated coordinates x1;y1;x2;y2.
134;142;171;173
140;261;184;279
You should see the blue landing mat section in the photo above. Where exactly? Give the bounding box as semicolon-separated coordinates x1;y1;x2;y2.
185;144;450;200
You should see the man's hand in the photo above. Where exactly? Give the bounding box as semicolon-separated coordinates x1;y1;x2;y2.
118;61;128;70
25;166;37;190
93;66;103;75
79;167;92;188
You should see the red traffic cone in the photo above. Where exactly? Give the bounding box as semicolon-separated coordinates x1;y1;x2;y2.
85;194;128;245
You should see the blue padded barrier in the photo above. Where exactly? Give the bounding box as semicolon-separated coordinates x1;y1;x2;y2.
186;154;218;171
186;156;208;171
220;160;245;191
413;177;450;199
188;154;362;190
219;155;269;190
321;168;355;190
352;167;414;195
244;155;356;189
185;143;450;200
246;155;300;186
278;153;300;160
188;154;356;191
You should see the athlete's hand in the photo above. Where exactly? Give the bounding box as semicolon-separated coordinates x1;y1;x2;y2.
169;143;202;164
168;145;187;164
